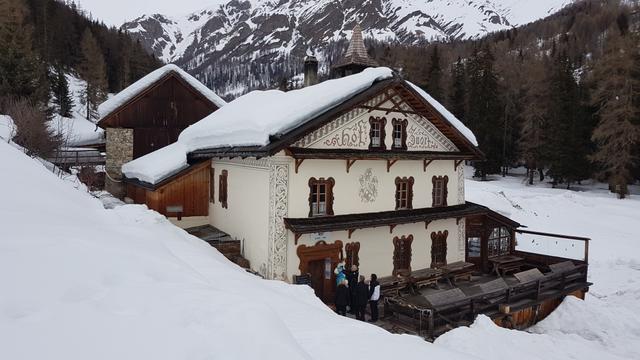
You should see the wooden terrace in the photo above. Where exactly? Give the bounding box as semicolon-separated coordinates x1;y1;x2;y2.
380;231;591;339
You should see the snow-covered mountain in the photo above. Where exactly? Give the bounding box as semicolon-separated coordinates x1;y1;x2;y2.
122;0;573;96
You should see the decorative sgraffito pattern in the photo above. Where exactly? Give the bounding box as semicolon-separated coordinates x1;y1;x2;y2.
458;218;466;258
358;168;379;203
406;112;458;152
267;163;289;280
458;164;465;204
321;118;369;148
293;107;368;148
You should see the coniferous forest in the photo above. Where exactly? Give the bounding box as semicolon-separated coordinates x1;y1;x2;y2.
366;0;640;197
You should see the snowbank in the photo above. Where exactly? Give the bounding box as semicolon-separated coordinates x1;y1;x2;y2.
97;64;227;121
0;114;15;141
50;115;104;146
0;140;471;360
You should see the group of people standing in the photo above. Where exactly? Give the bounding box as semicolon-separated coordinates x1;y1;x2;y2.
334;264;380;322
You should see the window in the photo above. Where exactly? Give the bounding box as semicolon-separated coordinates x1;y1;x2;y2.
431;230;448;268
467;237;481;258
393;235;413;276
391;118;407;150
395;177;414;210
369;117;386;149
308;177;335;217
488;227;511;258
432;176;449;207
218;170;228;209
210;168;215;203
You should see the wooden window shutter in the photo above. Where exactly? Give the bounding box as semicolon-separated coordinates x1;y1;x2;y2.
430;230;448;268
219;170;228;209
392;235;413;276
210;168;215;203
407;176;414;209
345;242;360;269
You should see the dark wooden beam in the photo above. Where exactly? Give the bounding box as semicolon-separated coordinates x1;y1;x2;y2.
387;159;398;172
348;229;356;239
454;159;464;171
295;158;305;174
294;233;302;245
423;159;434;172
346;159;357;173
389;224;397;233
425;220;432;230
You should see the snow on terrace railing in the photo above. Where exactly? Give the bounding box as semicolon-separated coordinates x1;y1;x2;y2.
515;229;590;263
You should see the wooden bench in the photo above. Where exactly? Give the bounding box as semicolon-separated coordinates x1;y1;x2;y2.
514;268;545;284
441;261;475;283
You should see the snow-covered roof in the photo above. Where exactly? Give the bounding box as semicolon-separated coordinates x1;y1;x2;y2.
407;82;478;147
97;64;226;122
123;67;479;185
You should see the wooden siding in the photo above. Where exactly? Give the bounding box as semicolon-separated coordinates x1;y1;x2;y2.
126;161;211;217
101;73;219;159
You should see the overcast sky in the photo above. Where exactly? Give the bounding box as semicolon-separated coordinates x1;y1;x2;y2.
74;0;226;26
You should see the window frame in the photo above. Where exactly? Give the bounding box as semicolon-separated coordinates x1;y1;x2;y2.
392;235;413;276
368;116;387;150
391;118;408;150
488;226;511;258
430;230;448;268
308;177;335;217
395;176;414;210
218;170;228;209
431;175;449;207
345;242;360;270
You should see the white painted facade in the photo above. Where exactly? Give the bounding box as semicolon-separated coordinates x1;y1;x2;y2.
206;98;469;282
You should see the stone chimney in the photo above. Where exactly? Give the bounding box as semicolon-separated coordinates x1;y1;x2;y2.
303;48;318;87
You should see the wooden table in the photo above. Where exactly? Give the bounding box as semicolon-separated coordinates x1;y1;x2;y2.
489;255;525;277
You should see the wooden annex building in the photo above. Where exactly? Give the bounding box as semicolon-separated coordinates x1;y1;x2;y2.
97;64;226;199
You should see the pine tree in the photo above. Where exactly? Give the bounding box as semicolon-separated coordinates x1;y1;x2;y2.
590;32;640;198
519;58;551;184
425;45;443;102
51;64;74;117
466;45;504;179
545;51;593;188
449;56;466;120
78;28;107;121
0;0;45;103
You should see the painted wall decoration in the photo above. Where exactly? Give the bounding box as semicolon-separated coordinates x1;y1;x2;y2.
358;168;379;203
406;123;441;150
321;118;369;148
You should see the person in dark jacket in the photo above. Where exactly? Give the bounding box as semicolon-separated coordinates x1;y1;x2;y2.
346;265;359;314
368;273;381;322
355;275;370;321
334;279;349;316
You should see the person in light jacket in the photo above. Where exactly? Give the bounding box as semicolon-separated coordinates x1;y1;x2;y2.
368;273;380;322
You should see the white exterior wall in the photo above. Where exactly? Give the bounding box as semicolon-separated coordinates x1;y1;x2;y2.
209;159;272;277
289;159;463;218
286;219;465;280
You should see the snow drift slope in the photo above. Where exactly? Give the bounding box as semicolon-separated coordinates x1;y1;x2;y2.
0;141;470;359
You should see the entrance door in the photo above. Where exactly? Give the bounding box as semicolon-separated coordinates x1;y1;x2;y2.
297;240;343;304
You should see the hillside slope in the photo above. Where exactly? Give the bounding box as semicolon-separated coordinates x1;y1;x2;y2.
0;141;466;359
